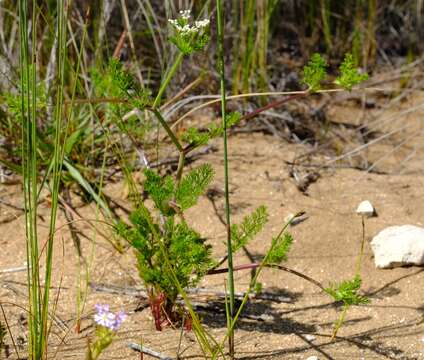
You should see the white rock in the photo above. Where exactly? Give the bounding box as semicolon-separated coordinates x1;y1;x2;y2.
304;334;316;341
371;225;424;268
356;200;375;217
306;356;319;360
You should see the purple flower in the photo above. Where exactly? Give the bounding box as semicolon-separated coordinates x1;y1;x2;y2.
94;304;126;331
114;311;127;329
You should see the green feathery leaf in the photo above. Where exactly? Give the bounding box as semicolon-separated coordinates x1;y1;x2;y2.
302;53;328;92
325;275;369;305
182;112;242;147
231;205;268;252
335;53;369;91
176;163;214;210
267;232;293;264
143;169;175;215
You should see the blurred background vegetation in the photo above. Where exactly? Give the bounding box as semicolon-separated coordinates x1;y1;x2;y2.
1;0;422;94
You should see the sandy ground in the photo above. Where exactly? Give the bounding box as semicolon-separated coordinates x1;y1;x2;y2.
1;103;424;359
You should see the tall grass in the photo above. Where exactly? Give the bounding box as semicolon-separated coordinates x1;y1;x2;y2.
19;0;67;358
232;0;277;94
19;0;40;357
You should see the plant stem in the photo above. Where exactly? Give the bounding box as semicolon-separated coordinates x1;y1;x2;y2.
152;52;184;108
217;0;235;357
212;212;299;359
19;0;41;357
208;262;325;291
355;215;366;276
150;109;183;152
41;1;67;355
331;303;348;341
144;49;221;357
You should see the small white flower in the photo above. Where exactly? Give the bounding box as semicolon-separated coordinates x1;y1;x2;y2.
179;9;191;20
195;19;210;29
356;200;375;217
169;10;209;36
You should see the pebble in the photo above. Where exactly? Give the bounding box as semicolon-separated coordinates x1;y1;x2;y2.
371;225;424;268
304;334;316;341
306;356;319;360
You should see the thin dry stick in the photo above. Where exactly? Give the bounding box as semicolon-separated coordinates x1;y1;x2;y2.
120;0;144;86
0;266;28;274
128;342;173;360
0;303;20;359
208;263;325;291
161;73;206;109
112;29;128;59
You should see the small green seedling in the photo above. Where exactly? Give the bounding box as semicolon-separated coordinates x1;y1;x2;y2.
335;53;369;91
301;53;328;92
325;275;369;339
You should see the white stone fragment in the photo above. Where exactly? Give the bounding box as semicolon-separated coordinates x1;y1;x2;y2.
356;200;375;217
371;225;424;268
306;356;319;360
304;334;316;341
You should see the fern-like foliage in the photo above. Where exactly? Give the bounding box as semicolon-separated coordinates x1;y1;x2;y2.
182;112;242;147
118;217;213;303
301;53;328;92
92;58;131;99
335;53;369;91
168;223;213;287
176;163;214;210
108;58;136;96
117;165;215;311
325;275;369;305
231;206;268;252
143;169;175;215
267;232;294;264
91;58;151;117
4;71;47;123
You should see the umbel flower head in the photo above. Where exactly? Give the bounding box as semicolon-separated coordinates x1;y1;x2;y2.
94;304;127;331
168;9;210;55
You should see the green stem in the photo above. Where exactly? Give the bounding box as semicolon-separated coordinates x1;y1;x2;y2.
19;0;41;357
217;0;235;358
355;215;366;276
150;109;183;152
331;304;349;340
152;52;184;108
143;59;219;354
212;213;301;359
40;0;67;355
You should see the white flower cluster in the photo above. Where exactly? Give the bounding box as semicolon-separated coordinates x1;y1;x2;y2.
179;10;191;20
194;19;210;28
168;9;210;35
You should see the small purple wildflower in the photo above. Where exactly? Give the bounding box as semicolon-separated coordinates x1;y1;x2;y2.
94;304;126;331
114;311;127;329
